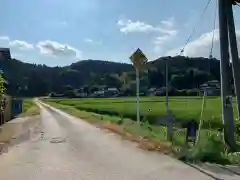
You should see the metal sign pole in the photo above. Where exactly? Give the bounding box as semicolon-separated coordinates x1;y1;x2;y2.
136;68;140;124
130;48;148;125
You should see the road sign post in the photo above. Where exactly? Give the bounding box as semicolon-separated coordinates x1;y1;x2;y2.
136;68;140;124
130;48;148;125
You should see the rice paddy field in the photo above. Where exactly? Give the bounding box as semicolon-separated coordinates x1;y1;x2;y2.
44;96;238;129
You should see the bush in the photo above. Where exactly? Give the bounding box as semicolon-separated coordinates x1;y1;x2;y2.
181;133;229;164
186;89;199;96
175;90;187;96
236;121;240;136
227;152;240;164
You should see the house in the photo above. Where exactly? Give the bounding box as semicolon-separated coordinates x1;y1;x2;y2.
148;88;157;96
199;80;220;96
90;87;119;98
0;48;11;60
105;88;119;97
49;92;64;98
92;90;105;97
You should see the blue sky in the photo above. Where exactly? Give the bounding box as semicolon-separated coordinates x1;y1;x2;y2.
0;0;240;66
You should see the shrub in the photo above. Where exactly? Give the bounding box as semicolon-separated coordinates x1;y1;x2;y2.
227;152;240;164
175;90;187;96
186;89;199;96
236;121;240;136
182;134;229;164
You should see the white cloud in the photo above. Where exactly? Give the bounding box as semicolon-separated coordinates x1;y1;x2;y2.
0;36;33;51
84;38;101;45
117;16;177;35
160;16;175;29
84;38;93;43
154;35;172;45
165;29;240;58
37;40;81;59
9;40;34;50
117;16;178;54
153;17;179;53
0;36;10;41
165;29;217;57
117;19;158;34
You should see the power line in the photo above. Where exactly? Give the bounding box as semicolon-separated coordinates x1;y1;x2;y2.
180;0;213;55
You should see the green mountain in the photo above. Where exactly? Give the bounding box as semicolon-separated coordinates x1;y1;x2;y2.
0;56;222;97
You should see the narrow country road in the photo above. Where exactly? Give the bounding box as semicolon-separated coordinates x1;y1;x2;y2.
0;102;229;180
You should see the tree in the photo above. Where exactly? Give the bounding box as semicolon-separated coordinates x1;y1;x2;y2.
63;85;73;92
148;69;164;87
119;72;129;87
170;74;187;89
26;71;48;97
0;71;6;96
102;73;121;88
0;56;223;97
193;70;211;87
89;85;99;94
140;75;149;87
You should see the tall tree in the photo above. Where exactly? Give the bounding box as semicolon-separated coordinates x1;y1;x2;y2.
0;71;6;96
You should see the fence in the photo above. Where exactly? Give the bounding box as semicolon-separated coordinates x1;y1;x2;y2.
0;95;23;126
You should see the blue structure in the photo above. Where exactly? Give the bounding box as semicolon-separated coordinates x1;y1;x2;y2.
186;120;198;144
12;98;23;118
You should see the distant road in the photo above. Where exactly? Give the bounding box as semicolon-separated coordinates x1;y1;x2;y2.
0;101;217;180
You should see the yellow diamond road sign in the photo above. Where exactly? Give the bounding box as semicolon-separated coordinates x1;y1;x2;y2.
130;48;148;69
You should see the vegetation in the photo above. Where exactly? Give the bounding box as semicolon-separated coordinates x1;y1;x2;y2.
44;96;238;129
44;98;240;164
0;71;5;96
18;99;40;117
2;52;240;163
1;56;226;97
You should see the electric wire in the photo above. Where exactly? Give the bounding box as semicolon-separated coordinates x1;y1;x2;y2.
180;0;213;55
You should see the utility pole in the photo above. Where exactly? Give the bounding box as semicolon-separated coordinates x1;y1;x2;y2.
226;0;240;120
164;57;173;141
165;58;169;113
218;0;237;150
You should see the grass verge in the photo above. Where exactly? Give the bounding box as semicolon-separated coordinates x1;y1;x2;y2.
18;99;40;117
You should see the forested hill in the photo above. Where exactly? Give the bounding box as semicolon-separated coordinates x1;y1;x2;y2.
0;56;221;97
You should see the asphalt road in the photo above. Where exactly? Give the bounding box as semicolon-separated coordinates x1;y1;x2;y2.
0;102;229;180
